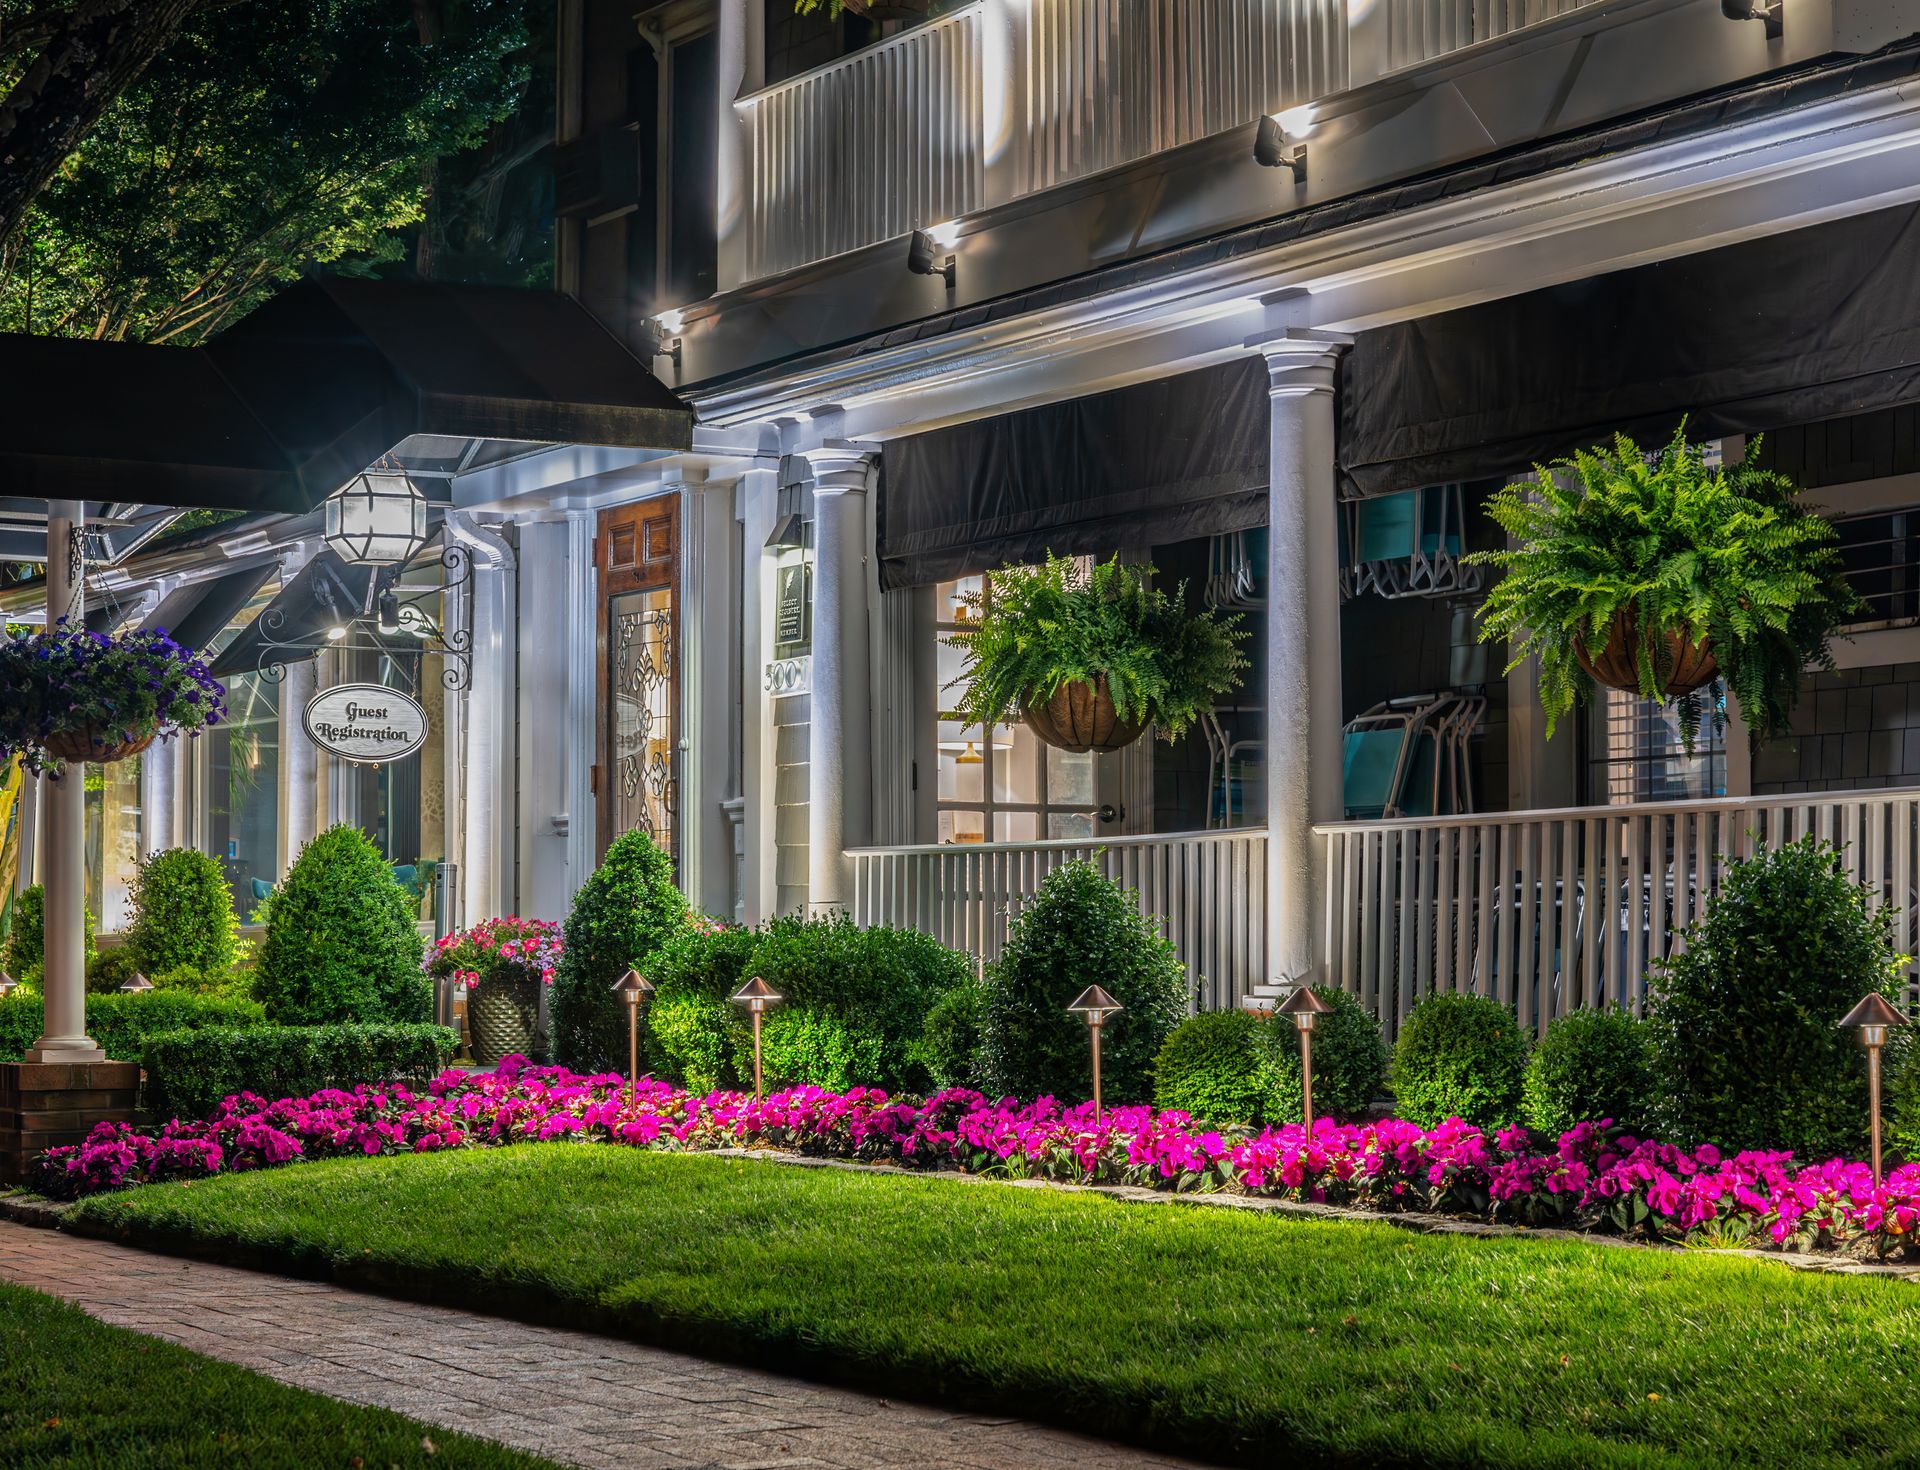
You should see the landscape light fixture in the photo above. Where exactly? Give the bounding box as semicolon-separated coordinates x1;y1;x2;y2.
641;309;684;375
732;975;783;1105
1276;986;1335;1137
324;462;428;567
1840;992;1908;1188
907;223;958;289
118;971;154;994
610;966;654;1095
1066;984;1124;1121
1254;106;1313;181
1721;0;1782;38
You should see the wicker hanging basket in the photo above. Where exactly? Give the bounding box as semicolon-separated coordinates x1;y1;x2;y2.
1575;613;1718;697
42;724;157;765
1022;676;1148;754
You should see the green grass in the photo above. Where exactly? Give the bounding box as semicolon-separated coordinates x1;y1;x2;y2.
68;1146;1920;1469
0;1278;560;1469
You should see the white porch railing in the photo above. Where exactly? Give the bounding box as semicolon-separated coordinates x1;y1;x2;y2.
742;7;984;280
848;828;1267;1012
1319;790;1920;1039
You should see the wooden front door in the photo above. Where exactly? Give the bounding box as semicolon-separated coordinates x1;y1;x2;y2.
596;496;679;866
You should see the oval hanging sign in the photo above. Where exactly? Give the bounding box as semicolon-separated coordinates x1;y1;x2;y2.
303;683;428;764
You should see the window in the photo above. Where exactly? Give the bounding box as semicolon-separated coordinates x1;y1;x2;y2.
1584;685;1726;805
1834;508;1920;628
83;757;141;932
207;673;280;918
934;573;1100;843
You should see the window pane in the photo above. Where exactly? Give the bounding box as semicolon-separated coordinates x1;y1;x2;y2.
1046;744;1095;806
1048;810;1096;840
83;756;142;932
1586;685;1725;805
209;673;281;917
993;726;1040;804
994;810;1040;842
940;809;986;844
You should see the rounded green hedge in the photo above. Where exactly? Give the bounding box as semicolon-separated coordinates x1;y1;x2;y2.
917;981;985;1091
1522;1006;1653;1139
1390;992;1528;1131
1648;836;1903;1158
126;846;239;981
978;860;1189;1106
1259;987;1389;1126
5;882;95;985
253;826;426;1026
643;922;758;1090
551;831;689;1071
1153;1009;1265;1126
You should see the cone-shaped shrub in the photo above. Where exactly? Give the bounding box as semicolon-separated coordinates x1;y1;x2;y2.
126;847;239;980
552;830;688;1071
253;826;427;1025
979;860;1189;1105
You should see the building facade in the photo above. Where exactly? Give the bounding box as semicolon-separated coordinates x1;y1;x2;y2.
18;0;1920;1032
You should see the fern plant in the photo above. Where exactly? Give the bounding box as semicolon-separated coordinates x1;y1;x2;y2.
946;555;1247;741
1470;427;1855;746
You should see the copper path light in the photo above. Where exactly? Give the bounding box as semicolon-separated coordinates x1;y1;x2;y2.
1066;985;1125;1122
610;967;654;1096
732;976;783;1105
117;971;153;994
1277;986;1335;1138
1840;993;1909;1189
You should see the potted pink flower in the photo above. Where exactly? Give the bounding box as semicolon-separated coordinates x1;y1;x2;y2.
424;916;564;1066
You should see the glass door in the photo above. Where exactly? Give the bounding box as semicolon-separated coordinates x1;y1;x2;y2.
598;497;679;867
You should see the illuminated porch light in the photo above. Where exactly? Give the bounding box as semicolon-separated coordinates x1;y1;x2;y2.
1721;0;1782;39
1254;112;1309;182
907;226;957;289
323;464;428;567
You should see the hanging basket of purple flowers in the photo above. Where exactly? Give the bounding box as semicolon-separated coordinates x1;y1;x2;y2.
0;621;227;776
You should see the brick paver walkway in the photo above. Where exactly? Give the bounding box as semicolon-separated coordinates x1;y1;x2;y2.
0;1222;1203;1470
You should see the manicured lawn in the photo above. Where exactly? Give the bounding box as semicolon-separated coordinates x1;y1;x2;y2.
69;1146;1920;1469
0;1278;560;1470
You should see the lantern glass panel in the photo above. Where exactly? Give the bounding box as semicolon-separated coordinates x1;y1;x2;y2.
325;470;428;566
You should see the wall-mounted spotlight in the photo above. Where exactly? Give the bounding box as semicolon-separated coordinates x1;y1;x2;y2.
1721;0;1781;37
641;308;684;375
1254;106;1312;182
907;222;959;289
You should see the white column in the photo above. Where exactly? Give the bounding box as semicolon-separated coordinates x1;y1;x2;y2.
30;503;102;1062
140;739;177;856
1254;331;1352;986
278;657;318;873
802;444;876;916
683;479;742;918
447;514;517;922
714;0;760;293
737;464;779;924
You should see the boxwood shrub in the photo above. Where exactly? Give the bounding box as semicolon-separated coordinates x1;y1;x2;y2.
1153;1009;1266;1125
642;921;758;1090
744;915;971;1093
1259;986;1389;1125
5;882;95;984
253;826;426;1025
141;1022;459;1121
552;831;689;1071
1523;1006;1653;1139
917;979;985;1091
125;846;240;980
0;990;266;1063
1649;836;1903;1158
978;860;1190;1106
1391;992;1528;1130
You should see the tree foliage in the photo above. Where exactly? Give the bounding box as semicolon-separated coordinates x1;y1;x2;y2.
947;555;1247;742
1471;428;1855;747
1;0;529;343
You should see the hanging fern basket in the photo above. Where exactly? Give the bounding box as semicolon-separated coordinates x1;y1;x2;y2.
1023;675;1148;753
42;723;157;765
1574;613;1718;698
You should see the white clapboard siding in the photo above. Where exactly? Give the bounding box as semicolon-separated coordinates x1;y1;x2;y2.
849;828;1268;1013
1319;789;1920;1038
1385;0;1601;71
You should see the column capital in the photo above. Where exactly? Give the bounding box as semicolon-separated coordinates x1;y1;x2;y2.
1245;328;1354;398
801;441;879;495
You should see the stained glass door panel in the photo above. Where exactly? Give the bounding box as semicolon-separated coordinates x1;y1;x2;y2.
610;587;676;860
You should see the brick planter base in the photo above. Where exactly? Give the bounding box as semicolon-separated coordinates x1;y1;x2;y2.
0;1061;139;1184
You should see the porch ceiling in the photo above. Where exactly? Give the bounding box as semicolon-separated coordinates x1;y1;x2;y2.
0;279;693;519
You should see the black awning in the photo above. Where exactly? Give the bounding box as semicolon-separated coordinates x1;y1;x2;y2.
167;563;278;651
1339;201;1920;498
877;358;1268;589
206;551;405;680
0;278;692;516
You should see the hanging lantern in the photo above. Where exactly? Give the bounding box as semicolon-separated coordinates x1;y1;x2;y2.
324;467;427;566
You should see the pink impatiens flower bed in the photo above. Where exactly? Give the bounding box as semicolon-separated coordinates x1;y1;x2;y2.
33;1057;1920;1257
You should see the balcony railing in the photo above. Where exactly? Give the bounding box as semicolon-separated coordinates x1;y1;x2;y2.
848;827;1268;1013
1319;789;1920;1039
735;0;1618;281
